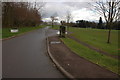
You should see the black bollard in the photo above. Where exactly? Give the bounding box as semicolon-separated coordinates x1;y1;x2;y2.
59;26;62;37
59;21;66;38
62;26;66;37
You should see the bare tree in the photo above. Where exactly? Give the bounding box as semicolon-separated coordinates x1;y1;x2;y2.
65;10;73;30
2;2;45;27
33;1;46;11
91;0;120;43
50;16;58;27
66;10;72;23
31;1;46;20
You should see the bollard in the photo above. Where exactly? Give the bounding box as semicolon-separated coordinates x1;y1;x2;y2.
59;21;66;38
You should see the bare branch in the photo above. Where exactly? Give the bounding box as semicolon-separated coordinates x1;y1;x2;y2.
66;10;73;23
90;0;119;22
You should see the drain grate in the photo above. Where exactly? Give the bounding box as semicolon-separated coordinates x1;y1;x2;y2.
50;41;61;44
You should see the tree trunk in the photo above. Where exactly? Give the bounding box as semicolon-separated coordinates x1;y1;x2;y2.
52;20;54;28
52;22;53;27
107;22;112;43
107;28;111;43
67;23;69;31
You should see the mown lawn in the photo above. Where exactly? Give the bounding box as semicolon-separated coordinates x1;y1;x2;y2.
68;27;119;56
2;25;46;39
61;38;119;75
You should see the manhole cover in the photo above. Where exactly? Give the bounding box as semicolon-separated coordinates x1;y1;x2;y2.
50;41;61;44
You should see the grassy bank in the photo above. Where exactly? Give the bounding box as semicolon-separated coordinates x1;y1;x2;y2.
52;25;119;74
2;25;46;39
61;38;119;75
68;27;119;56
52;26;119;56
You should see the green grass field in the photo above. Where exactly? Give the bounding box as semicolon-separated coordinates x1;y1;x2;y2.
52;26;119;56
61;38;119;75
68;27;119;56
2;25;46;39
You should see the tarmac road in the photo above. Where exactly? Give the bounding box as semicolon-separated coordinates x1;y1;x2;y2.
2;26;64;78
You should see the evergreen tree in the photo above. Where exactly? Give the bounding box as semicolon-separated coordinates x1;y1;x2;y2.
98;17;103;29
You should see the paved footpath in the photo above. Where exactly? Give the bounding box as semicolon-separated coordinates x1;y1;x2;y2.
2;27;65;78
48;35;119;78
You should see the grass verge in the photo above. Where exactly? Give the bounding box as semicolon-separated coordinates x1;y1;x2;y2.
61;38;119;75
2;25;46;39
68;27;119;56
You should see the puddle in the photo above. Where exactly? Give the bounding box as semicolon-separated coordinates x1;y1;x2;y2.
45;26;50;29
57;31;60;34
56;31;68;34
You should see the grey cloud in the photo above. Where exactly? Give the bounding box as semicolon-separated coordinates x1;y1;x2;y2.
42;2;75;18
62;2;90;9
42;2;91;18
41;1;99;22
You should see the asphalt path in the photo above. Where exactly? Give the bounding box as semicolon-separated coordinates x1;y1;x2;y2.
2;27;65;78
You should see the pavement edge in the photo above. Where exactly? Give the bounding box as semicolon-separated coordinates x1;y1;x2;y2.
46;37;76;80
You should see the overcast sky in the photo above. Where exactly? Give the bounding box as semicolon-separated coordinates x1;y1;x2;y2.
41;1;103;23
2;0;104;22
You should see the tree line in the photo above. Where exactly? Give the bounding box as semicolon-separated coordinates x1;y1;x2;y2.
71;19;120;30
2;2;43;28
